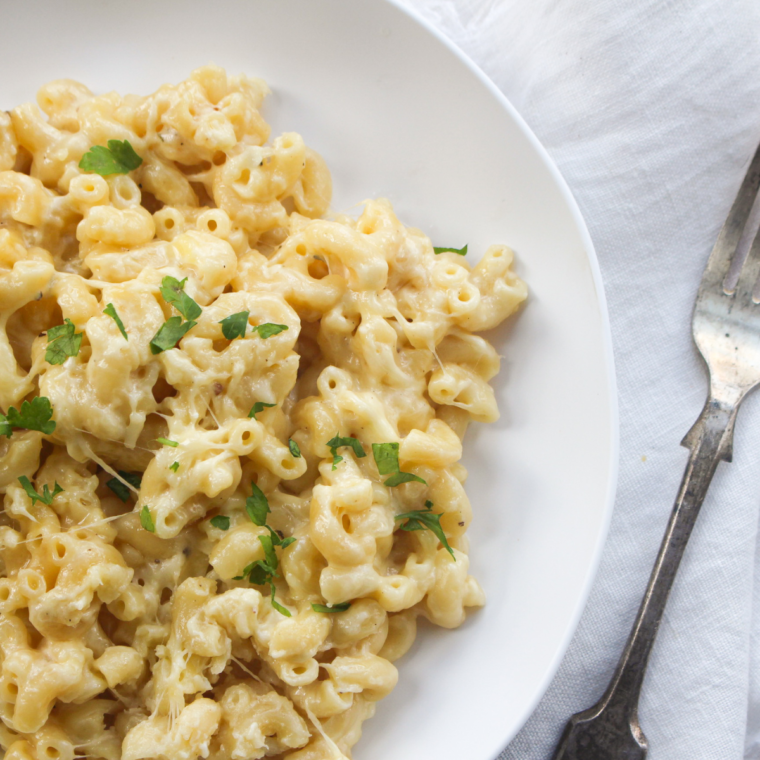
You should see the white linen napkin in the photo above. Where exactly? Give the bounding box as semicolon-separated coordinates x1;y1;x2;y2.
396;1;760;757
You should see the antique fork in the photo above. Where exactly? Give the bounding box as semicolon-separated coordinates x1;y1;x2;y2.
552;141;760;760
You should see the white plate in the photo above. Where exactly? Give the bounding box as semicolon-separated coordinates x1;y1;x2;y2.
1;2;618;758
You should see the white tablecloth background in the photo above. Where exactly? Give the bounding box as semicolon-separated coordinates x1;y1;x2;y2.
397;1;760;758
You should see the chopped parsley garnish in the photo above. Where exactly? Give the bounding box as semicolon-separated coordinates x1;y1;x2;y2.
237;481;295;615
395;501;455;559
245;481;270;526
79;139;143;176
269;586;291;617
149;316;196;354
220;311;249;340
150;276;202;353
248;402;275;419
372;441;426;486
433;244;468;256
45;319;83;365
159;276;202;321
372;442;400;475
311;602;351;613
0;397;56;438
140;505;156;533
253;323;288;339
288;438;301;458
210;515;230;531
103;303;128;340
18;476;63;506
384;471;427;487
169;461;180;472
156;437;178;447
327;435;366;470
106;470;142;502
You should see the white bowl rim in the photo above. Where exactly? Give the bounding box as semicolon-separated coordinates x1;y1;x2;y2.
383;0;620;751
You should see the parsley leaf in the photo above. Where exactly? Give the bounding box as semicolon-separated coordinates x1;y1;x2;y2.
0;397;56;437
140;505;156;532
433;244;468;256
253;323;288;339
258;533;278;571
106;470;142;502
234;532;292;616
288;438;301;458
210;515;230;530
18;476;63;506
384;471;427;487
311;602;351;613
150;277;201;353
372;442;400;475
248;402;275;419
395;503;455;559
103;303;128;340
235;492;295;616
220;311;249;340
79;139;143;176
149;316;196;354
156;437;178;447
245;481;270;526
160;277;200;319
45;318;83;365
372;441;426;486
159;276;202;321
269;584;291;617
327;435;366;470
169;461;180;472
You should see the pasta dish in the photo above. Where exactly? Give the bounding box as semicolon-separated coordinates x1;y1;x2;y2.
0;67;526;760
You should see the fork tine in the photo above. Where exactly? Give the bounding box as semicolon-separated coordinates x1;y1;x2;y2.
700;142;760;291
734;222;760;301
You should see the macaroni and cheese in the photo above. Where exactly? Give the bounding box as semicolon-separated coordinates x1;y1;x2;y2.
0;67;526;760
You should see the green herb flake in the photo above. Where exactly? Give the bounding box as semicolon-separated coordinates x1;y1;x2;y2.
103;303;128;340
159;276;202;321
210;515;230;531
384;471;427;487
253;323;288;339
433;244;468;256
45;318;83;365
18;476;63;506
327;434;366;470
79;139;143;176
234;510;294;615
106;470;142;502
248;401;276;419
270;583;291;617
395;507;455;559
149;316;196;354
0;397;56;438
311;602;351;613
288;438;301;458
157;437;179;447
372;442;400;475
140;505;156;533
220;311;249;340
245;481;270;526
169;461;180;472
280;536;297;549
258;533;278;572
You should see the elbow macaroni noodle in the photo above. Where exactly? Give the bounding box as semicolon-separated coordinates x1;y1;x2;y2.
0;66;526;760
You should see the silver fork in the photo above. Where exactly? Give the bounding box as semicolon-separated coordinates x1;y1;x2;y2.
552;141;760;760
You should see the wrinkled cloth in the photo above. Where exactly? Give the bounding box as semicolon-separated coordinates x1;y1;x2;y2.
397;1;760;758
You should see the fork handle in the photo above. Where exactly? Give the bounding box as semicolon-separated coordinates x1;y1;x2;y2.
553;397;738;758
